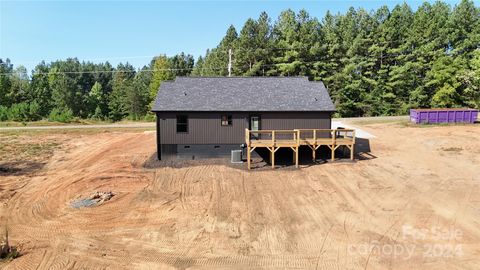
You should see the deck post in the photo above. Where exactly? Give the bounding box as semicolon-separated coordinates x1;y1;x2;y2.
246;129;251;170
271;147;275;169
271;131;275;169
295;130;300;168
295;146;299;168
247;146;251;169
351;130;356;160
312;130;316;161
331;130;336;161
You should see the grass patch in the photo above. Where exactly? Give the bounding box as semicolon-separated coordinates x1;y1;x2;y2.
335;116;409;126
0;127;155;137
0;132;65;175
0;136;60;164
0;227;20;262
0;119;154;128
0;127;154;175
400;121;478;128
0;248;19;261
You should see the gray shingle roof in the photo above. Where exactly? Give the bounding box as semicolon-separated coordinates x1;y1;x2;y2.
152;77;336;112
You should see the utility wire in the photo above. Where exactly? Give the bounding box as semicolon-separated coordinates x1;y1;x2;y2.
0;45;475;76
0;67;227;76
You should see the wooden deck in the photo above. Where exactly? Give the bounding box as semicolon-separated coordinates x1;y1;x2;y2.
245;128;355;170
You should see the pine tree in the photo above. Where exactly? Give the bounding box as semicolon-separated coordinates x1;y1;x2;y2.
88;82;104;119
0;59;13;107
169;52;194;77
234;12;273;76
109;63;136;121
149;55;174;101
8;66;29;104
461;50;480;108
30;61;52;116
425;56;465;108
129;67;152;119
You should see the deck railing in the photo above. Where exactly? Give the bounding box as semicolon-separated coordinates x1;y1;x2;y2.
245;128;356;170
245;129;300;147
294;129;356;145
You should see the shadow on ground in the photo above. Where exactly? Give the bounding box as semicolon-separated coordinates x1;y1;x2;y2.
144;138;376;170
355;138;377;161
0;161;46;176
251;138;376;169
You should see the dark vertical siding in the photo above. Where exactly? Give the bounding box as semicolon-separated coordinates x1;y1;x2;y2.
158;112;332;145
156;113;161;159
261;112;331;130
159;112;249;144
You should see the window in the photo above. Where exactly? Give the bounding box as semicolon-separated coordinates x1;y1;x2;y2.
176;115;188;133
221;115;232;126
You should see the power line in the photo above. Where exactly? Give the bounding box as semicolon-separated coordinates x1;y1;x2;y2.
0;66;227;76
1;45;476;76
3;55;162;64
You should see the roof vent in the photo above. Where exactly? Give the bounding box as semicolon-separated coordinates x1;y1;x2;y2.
314;97;318;101
183;91;187;96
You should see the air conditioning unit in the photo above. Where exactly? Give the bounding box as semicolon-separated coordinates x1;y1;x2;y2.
231;150;243;163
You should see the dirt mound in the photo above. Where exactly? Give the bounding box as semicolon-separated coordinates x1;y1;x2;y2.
70;191;115;209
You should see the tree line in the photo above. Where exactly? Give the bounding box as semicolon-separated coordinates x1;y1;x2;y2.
0;54;194;122
1;0;479;122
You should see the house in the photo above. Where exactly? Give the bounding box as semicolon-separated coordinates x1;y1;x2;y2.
152;76;336;160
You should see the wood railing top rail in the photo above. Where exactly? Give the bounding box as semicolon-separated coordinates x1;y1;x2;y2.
294;128;356;132
248;130;299;134
333;129;356;133
245;128;355;145
294;129;335;131
246;129;355;136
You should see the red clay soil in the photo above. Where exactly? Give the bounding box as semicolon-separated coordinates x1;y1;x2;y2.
0;123;479;269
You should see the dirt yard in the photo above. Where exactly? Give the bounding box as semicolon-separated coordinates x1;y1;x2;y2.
0;121;479;269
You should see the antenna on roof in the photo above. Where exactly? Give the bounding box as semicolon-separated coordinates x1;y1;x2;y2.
228;48;232;77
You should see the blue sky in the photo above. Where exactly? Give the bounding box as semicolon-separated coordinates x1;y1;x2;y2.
0;0;477;72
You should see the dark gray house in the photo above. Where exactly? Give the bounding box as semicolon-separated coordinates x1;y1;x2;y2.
152;77;336;160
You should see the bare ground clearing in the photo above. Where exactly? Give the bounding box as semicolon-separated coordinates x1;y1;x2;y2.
0;122;479;269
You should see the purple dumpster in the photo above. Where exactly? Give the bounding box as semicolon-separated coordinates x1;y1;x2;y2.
410;108;479;124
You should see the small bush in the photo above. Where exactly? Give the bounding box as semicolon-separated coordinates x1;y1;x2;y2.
0;106;8;121
143;113;155;122
0;102;43;122
28;101;42;121
0;227;19;261
90;106;103;120
8;103;30;122
48;108;74;123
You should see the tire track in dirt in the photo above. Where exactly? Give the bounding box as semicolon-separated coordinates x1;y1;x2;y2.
2;125;479;269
